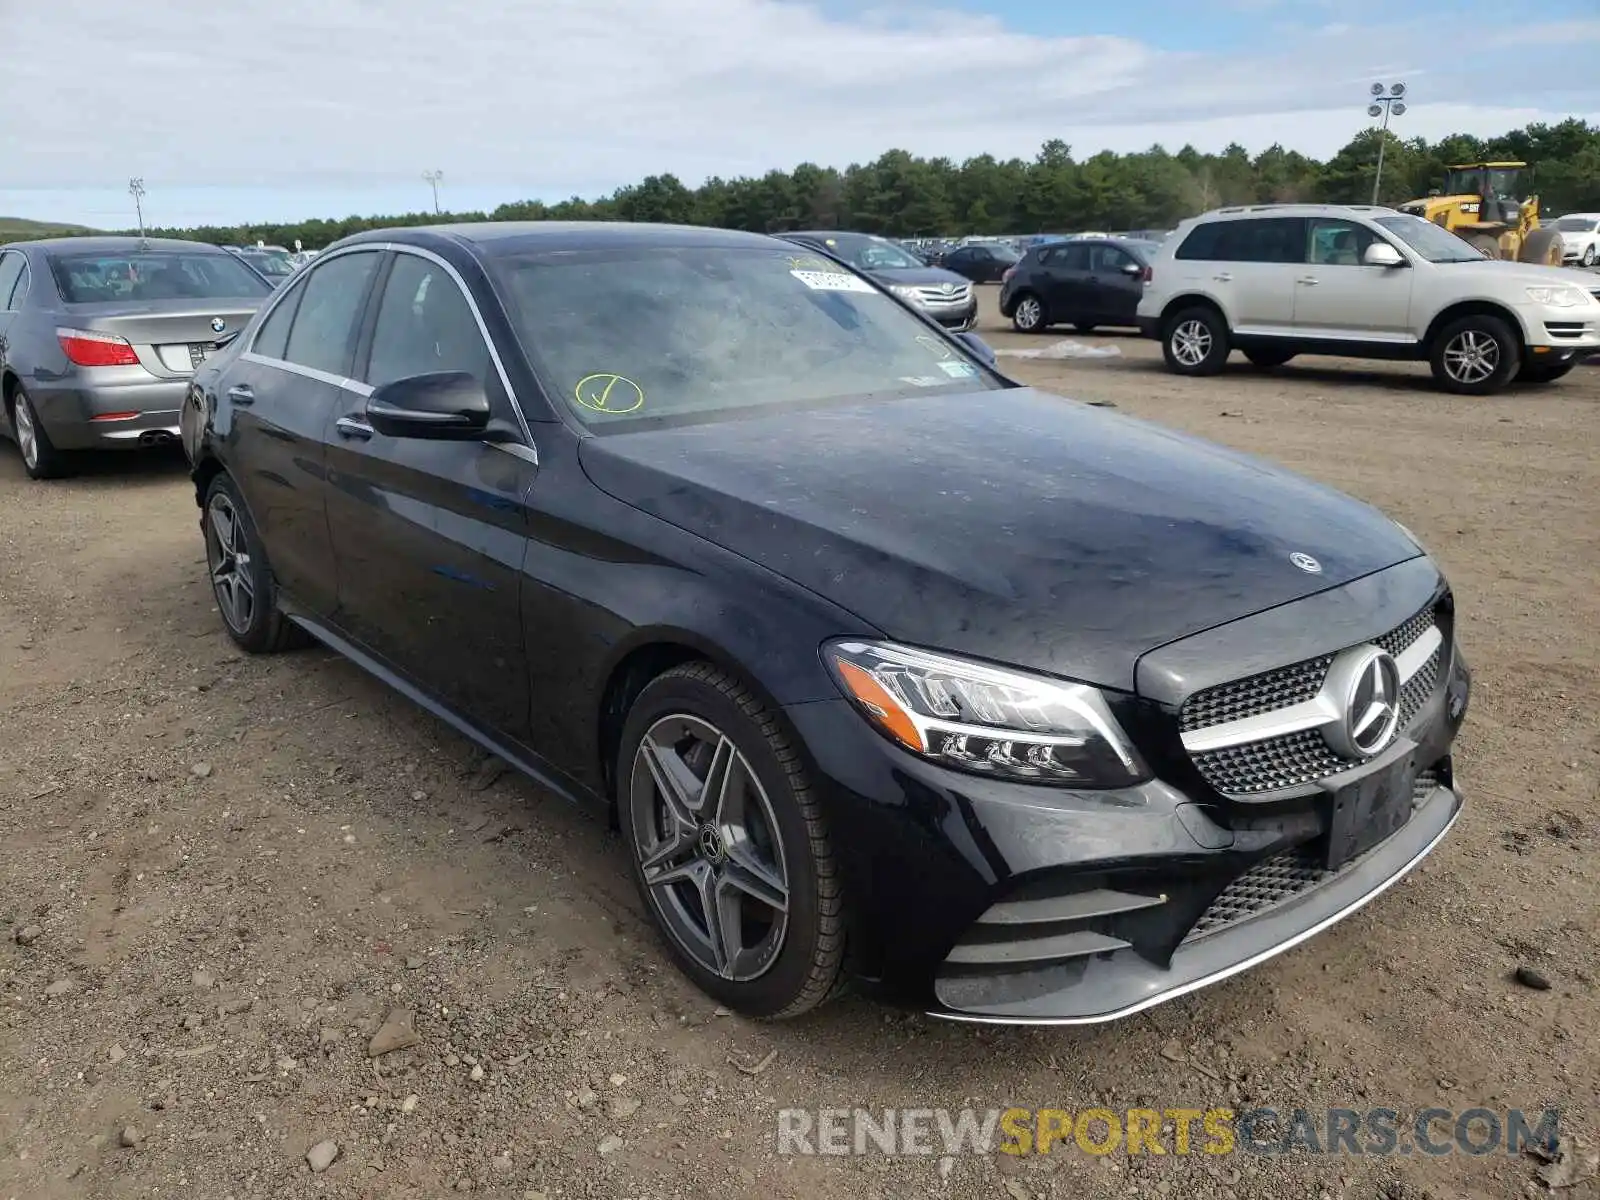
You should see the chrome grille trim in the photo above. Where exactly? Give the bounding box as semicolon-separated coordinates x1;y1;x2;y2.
1180;606;1445;796
911;283;973;307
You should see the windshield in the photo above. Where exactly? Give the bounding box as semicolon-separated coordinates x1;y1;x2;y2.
1442;167;1524;198
50;251;273;303
489;245;1001;429
1372;215;1485;263
810;234;925;271
1552;216;1595;232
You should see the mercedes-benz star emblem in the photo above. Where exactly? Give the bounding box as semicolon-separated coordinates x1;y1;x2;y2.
1322;646;1401;759
697;825;725;862
1290;552;1322;574
210;317;227;333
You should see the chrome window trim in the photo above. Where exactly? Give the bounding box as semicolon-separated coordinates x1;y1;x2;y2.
1180;625;1442;754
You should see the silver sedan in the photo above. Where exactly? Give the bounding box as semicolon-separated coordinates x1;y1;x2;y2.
0;236;271;479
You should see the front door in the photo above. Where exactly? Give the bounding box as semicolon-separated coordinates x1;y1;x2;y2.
321;249;536;743
1291;218;1416;342
1085;243;1145;327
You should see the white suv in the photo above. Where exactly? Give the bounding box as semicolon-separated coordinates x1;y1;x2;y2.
1136;204;1600;394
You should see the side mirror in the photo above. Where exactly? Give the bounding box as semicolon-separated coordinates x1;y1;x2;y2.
366;371;491;440
1120;261;1143;276
955;331;996;366
1362;242;1406;268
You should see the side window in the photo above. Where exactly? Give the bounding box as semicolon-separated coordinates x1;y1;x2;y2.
0;253;23;310
1089;245;1133;273
1307;219;1380;266
250;277;306;360
1058;243;1091;270
364;254;491;388
283;251;381;376
1221;218;1306;264
7;262;29;309
1175;223;1223;260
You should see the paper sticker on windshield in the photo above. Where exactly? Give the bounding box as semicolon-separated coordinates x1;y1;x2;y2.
574;373;645;414
915;334;954;359
938;360;978;378
899;375;948;388
791;269;876;293
784;254;845;273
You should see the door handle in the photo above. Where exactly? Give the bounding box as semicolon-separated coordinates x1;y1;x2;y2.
1296;276;1321;286
226;384;254;406
1212;272;1232;282
334;416;373;440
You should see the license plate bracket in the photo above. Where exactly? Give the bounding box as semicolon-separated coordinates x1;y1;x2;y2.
1322;752;1417;870
188;343;212;369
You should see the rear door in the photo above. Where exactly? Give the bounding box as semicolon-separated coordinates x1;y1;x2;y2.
1210;217;1304;336
1044;242;1091;317
227;248;384;616
322;248;537;742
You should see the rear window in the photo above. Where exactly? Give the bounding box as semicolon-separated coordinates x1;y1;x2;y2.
49;251;271;304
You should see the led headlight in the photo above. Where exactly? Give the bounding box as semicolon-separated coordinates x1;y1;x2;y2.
825;639;1148;787
1524;285;1589;308
888;285;924;305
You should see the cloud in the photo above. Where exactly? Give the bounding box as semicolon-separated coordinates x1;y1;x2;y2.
1;0;1596;221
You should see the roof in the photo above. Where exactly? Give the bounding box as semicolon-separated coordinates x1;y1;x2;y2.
5;235;231;254
1446;161;1528;169
341;221;781;254
1200;203;1395;218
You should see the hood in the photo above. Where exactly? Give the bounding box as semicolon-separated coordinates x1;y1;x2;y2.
1430;257;1600;289
860;265;972;288
577;389;1421;693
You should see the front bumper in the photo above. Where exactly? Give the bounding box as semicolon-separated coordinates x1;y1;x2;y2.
783;560;1469;1025
919;301;978;331
29;376;188;450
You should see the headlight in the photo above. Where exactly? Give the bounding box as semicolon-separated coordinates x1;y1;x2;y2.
1524;285;1589;307
888;285;924;306
824;639;1148;787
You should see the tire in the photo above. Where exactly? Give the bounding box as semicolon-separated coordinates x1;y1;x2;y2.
1011;292;1047;333
1515;360;1574;386
1517;228;1563;267
1244;347;1296;370
9;386;71;480
1466;232;1502;260
1582;245;1596;268
1073;322;1097;335
1161;306;1230;376
1429;313;1521;396
202;473;310;653
617;662;845;1019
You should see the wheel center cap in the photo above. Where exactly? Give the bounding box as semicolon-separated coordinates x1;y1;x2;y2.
697;825;725;862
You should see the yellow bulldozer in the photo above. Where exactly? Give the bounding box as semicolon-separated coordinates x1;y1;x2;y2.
1395;161;1564;265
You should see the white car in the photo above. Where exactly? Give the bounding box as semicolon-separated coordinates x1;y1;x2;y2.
1548;214;1600;268
1135;203;1600;394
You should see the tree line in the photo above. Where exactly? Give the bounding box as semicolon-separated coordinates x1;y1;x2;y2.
19;119;1600;249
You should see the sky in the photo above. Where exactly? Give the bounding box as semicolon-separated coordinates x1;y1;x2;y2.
2;0;1597;230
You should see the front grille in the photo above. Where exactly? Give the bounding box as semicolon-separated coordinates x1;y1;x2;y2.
1183;769;1440;942
1183;604;1443;796
913;283;973;308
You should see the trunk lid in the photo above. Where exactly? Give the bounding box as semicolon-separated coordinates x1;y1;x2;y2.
63;300;264;378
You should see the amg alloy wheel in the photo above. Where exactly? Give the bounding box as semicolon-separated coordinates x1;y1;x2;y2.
618;663;845;1018
201;474;310;654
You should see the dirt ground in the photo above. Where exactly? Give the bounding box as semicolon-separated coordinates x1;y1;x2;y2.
2;290;1597;1200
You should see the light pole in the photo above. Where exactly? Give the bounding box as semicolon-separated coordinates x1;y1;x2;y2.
422;170;443;215
128;177;147;238
1367;82;1408;205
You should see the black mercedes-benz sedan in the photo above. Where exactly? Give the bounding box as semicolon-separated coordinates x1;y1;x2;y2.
181;221;1470;1025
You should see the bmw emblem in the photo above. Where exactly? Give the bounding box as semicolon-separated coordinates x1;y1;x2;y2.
210;317;227;334
1289;552;1322;574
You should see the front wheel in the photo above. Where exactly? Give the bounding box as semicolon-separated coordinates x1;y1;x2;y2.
1582;245;1596;268
1429;314;1521;395
1011;293;1047;333
1161;306;1230;376
617;663;845;1019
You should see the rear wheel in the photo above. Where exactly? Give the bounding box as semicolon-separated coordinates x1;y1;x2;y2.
203;473;310;653
1244;347;1296;370
10;387;70;480
1161;306;1230;376
617;662;845;1019
1515;360;1574;386
1011;293;1047;333
1429;313;1521;395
